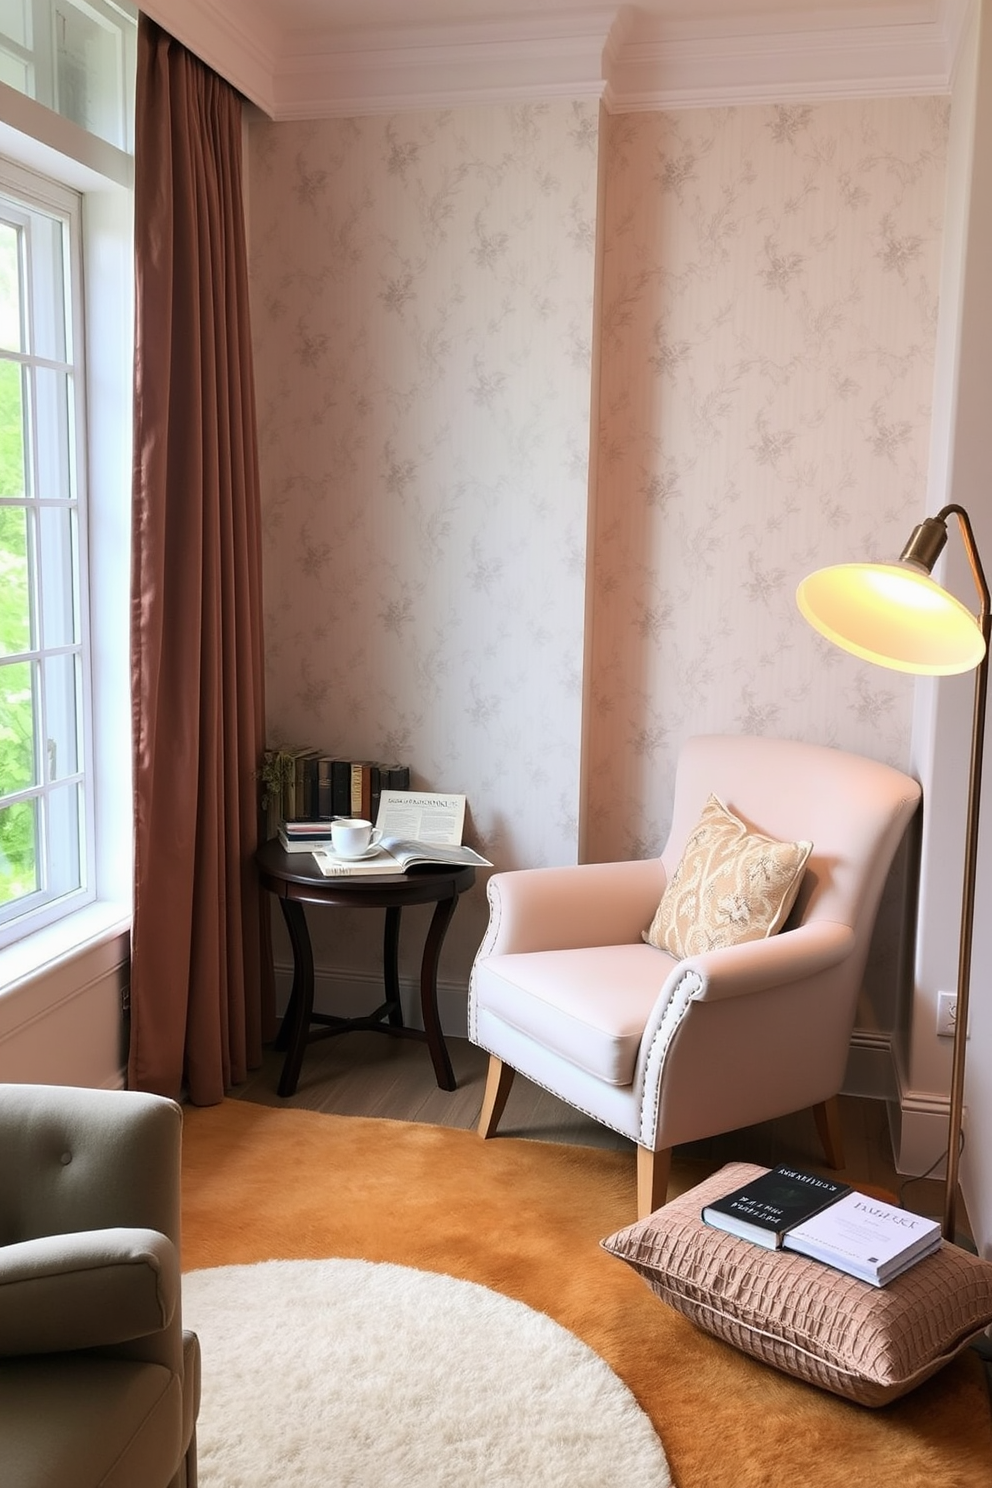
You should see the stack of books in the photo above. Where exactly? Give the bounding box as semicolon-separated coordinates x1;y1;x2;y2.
701;1165;942;1286
277;820;338;854
262;746;411;834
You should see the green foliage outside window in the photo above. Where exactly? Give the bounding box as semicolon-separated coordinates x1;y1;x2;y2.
0;349;36;905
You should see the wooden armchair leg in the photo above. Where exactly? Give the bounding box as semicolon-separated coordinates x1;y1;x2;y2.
813;1096;844;1170
478;1056;515;1138
636;1145;672;1218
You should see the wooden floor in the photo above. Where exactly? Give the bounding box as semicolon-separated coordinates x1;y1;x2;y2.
233;1026;963;1234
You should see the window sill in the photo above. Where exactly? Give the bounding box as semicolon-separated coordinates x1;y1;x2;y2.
0;901;131;999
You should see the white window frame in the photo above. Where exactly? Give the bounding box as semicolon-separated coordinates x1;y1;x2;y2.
0;158;95;948
0;83;132;1008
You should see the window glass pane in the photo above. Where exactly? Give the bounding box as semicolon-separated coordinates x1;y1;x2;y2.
38;502;76;647
0;0;28;48
25;213;66;361
0;797;37;905
0;48;28;93
46;779;81;895
0;224;23;354
0;358;26;492
0;657;36;790
0;502;30;656
55;3;125;148
34;365;71;498
42;650;78;778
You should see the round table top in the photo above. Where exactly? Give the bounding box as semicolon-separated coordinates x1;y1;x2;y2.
256;837;476;907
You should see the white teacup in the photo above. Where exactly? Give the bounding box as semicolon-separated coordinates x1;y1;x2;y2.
331;818;382;858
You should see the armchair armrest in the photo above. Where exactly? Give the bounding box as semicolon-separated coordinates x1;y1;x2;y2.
0;1227;178;1358
481;859;667;956
684;920;856;1003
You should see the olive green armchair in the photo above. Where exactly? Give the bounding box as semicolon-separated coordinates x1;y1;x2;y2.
0;1083;199;1488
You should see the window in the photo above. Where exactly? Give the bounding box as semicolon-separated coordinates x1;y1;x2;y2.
0;0;135;151
0;162;92;947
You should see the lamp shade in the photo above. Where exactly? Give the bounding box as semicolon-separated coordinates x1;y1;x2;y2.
797;562;987;676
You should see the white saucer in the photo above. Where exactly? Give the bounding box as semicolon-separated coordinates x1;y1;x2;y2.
334;843;382;861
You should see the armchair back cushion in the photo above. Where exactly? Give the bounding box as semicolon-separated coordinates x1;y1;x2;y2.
661;734;914;937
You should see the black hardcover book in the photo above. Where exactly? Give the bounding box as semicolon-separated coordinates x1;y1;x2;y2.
330;759;351;817
316;756;335;819
701;1165;851;1249
370;764;384;824
302;754;320;818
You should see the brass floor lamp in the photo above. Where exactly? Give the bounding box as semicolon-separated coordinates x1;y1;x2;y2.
797;504;989;1244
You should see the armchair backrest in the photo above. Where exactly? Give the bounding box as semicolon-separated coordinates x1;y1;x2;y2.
663;735;921;940
0;1084;182;1251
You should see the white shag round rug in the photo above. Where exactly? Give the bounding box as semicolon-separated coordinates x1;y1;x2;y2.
183;1257;671;1488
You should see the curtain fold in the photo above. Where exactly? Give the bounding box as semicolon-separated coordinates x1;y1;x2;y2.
130;15;270;1103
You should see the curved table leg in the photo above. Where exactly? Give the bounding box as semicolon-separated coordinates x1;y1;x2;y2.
420;893;458;1091
382;906;404;1027
276;899;315;1098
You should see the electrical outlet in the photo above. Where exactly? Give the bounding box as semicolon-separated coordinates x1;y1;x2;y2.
937;990;957;1038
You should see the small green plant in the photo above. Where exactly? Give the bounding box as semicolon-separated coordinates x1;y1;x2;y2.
257;748;295;812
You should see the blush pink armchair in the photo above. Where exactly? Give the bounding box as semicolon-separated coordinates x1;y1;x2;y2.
468;734;921;1217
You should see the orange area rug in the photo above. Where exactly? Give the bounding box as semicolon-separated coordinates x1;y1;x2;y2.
180;1099;992;1488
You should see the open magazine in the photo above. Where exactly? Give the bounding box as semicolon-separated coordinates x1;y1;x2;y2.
312;790;492;876
312;839;492;876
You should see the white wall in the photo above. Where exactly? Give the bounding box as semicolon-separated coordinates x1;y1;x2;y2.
908;0;992;1253
0;919;128;1087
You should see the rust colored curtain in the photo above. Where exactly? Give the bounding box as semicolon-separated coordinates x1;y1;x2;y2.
130;16;270;1103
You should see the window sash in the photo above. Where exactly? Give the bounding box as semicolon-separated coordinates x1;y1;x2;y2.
0;158;92;945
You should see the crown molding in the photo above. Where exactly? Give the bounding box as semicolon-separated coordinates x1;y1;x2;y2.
604;13;957;111
139;0;279;114
142;0;971;120
269;13;617;119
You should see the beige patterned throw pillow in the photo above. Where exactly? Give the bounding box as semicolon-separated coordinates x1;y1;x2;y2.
644;794;811;958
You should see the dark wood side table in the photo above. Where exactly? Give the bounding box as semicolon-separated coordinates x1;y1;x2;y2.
256;839;476;1098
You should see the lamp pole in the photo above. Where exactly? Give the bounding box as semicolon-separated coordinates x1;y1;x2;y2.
937;506;989;1241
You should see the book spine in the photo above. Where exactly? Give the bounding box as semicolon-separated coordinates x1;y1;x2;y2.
349;761;375;819
303;755;319;819
386;764;410;790
371;765;383;824
281;751;296;821
316;757;334;819
331;759;351;817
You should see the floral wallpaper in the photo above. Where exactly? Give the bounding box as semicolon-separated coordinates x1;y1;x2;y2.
588;97;949;868
248;94;948;1014
248;102;600;977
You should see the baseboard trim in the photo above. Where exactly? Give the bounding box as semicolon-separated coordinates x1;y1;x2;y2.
887;1086;954;1182
841;1029;955;1179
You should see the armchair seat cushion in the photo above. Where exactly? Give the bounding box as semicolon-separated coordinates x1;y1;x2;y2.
474;942;676;1085
0;1354;183;1488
